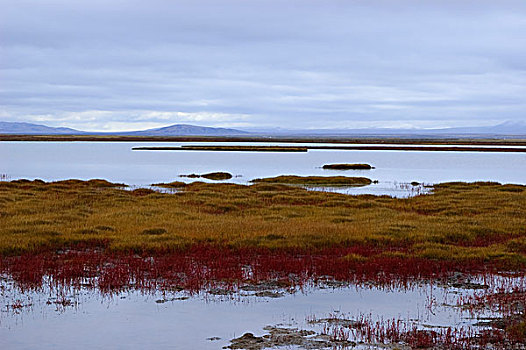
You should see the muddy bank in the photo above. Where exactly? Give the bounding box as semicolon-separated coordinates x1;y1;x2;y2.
226;326;357;350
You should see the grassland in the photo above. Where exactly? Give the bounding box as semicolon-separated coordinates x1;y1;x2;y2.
251;175;373;186
0;178;524;268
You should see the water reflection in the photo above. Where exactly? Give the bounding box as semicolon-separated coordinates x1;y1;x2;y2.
1;274;522;350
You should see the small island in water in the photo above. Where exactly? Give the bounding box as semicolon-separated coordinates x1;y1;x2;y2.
322;163;374;170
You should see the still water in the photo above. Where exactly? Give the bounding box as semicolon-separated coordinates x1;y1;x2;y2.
1;141;525;196
0;278;506;350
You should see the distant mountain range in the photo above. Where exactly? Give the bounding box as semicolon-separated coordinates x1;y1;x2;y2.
0;122;248;136
1;120;525;137
0;121;81;135
242;121;526;137
126;124;249;136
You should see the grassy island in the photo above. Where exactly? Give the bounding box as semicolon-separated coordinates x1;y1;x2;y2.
180;172;233;180
322;163;374;170
251;175;373;186
133;146;309;152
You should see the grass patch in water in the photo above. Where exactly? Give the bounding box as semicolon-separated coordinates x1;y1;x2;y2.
180;172;233;180
322;163;374;170
251;175;373;187
181;145;308;152
134;146;308;152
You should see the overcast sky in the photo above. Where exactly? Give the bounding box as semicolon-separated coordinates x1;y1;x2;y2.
1;0;525;131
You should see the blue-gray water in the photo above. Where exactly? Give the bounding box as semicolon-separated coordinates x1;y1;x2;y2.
1;141;524;196
0;278;505;350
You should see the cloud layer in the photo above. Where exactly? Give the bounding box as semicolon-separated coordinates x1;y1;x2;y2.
1;0;525;131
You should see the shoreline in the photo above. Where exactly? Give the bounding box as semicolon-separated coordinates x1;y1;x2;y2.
1;134;526;146
133;144;526;152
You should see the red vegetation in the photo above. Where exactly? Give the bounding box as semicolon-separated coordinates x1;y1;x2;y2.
0;244;503;293
1;244;524;348
320;312;524;350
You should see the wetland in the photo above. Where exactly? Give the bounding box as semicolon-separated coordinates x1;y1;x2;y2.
0;139;525;349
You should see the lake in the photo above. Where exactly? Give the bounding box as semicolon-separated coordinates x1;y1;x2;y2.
1;141;525;197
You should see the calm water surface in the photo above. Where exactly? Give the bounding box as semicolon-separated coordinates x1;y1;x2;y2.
1;141;525;196
0;279;502;350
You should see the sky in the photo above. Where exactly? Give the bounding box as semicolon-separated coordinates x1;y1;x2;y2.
1;0;526;132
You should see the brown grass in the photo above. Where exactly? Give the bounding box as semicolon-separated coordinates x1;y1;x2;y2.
151;181;187;188
251;175;373;186
0;179;524;268
180;172;233;180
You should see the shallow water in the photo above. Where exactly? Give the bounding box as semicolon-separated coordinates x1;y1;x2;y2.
0;277;508;350
1;141;525;197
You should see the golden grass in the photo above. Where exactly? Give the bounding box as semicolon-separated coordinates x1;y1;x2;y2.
0;179;525;266
251;175;373;186
151;181;187;188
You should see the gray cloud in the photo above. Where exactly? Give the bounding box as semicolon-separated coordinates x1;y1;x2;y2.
1;0;525;130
